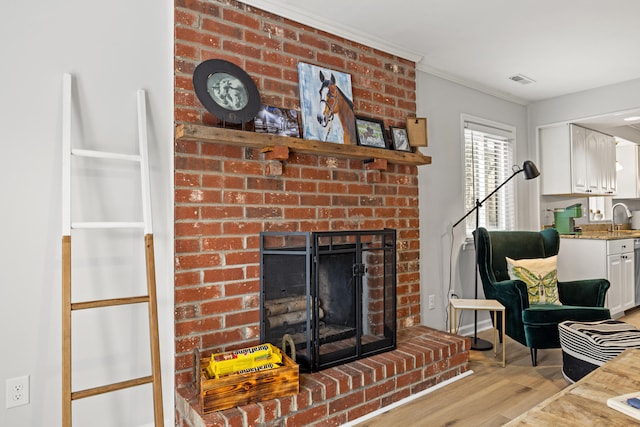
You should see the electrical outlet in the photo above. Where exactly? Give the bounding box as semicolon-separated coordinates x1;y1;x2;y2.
428;294;435;309
6;375;29;408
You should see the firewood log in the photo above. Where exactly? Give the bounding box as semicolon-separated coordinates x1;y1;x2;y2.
266;307;324;329
264;296;308;316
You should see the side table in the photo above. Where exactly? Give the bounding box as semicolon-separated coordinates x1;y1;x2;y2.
448;298;506;367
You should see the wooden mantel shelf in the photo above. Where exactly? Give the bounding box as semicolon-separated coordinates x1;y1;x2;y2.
175;123;432;166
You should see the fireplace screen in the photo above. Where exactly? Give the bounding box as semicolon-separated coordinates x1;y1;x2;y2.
260;229;396;372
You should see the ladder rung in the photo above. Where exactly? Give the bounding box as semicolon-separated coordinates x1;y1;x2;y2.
71;221;145;229
71;148;141;162
72;296;150;310
71;375;153;401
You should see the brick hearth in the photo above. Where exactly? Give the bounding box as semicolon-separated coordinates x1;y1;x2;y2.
176;327;469;427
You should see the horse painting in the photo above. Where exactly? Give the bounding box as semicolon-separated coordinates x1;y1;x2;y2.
316;71;357;145
297;63;357;145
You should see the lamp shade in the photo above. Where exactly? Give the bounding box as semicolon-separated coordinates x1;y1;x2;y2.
522;160;540;180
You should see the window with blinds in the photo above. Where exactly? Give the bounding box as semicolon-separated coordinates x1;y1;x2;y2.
463;118;516;235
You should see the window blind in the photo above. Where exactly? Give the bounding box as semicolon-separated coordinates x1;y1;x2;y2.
464;121;515;235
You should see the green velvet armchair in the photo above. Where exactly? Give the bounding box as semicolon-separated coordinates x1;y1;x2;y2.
474;227;611;366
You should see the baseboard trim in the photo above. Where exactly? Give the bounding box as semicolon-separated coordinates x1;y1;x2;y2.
456;318;493;337
341;369;474;426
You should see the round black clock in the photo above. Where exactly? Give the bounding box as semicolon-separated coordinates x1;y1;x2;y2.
193;59;260;124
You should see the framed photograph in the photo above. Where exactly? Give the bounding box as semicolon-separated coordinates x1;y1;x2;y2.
390;126;411;152
355;116;388;149
192;59;261;124
298;62;357;145
254;105;301;137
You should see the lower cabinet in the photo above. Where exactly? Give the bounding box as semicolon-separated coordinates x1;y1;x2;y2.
607;247;635;314
557;238;635;318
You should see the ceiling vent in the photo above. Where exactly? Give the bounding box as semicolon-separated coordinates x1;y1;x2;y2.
508;74;535;85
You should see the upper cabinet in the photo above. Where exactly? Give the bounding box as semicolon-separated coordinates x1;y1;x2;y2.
599;131;617;195
616;142;640;198
540;124;616;196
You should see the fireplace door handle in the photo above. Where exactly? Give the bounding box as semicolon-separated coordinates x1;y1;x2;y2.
282;334;296;362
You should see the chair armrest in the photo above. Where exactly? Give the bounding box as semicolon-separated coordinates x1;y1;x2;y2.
492;279;529;312
558;279;610;307
490;279;530;347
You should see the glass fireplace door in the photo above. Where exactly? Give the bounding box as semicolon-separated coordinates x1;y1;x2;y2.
313;234;359;369
260;229;396;372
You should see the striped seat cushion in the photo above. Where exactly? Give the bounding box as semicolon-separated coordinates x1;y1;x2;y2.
559;319;640;382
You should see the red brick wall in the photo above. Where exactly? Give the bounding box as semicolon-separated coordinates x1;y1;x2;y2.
174;0;421;388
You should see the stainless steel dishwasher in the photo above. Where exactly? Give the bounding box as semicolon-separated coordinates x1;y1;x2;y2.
635;239;640;305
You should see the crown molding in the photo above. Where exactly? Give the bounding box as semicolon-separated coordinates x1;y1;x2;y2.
240;0;424;63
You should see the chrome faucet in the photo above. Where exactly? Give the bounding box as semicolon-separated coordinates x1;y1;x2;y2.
611;202;633;231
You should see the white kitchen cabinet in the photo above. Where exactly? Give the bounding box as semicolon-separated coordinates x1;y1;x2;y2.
621;242;635;312
620;250;634;312
557;238;634;318
599;131;617;194
606;252;623;315
607;239;635;313
616;142;640;198
578;125;600;193
540;124;616;195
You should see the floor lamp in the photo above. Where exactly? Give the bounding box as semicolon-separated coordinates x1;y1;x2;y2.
452;160;540;350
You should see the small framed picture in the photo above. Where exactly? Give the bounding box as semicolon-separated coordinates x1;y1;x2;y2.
389;126;411;152
355;116;388;149
254;104;301;137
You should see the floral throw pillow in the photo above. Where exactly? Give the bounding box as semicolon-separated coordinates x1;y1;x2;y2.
506;255;560;305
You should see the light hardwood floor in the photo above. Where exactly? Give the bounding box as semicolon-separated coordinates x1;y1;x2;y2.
355;309;640;427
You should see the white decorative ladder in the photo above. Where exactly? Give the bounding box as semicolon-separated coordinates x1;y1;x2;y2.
61;73;163;426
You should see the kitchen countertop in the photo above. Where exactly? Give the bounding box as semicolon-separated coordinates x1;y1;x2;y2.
560;230;640;240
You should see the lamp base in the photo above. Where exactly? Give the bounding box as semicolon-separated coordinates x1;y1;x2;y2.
470;337;493;351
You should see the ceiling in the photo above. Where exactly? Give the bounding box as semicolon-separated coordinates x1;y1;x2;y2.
242;0;640;138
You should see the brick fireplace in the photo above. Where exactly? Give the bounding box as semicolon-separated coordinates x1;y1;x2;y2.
173;1;469;425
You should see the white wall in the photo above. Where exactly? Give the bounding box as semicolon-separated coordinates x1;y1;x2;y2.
415;72;531;332
0;2;174;426
416;74;640;333
528;78;640;130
